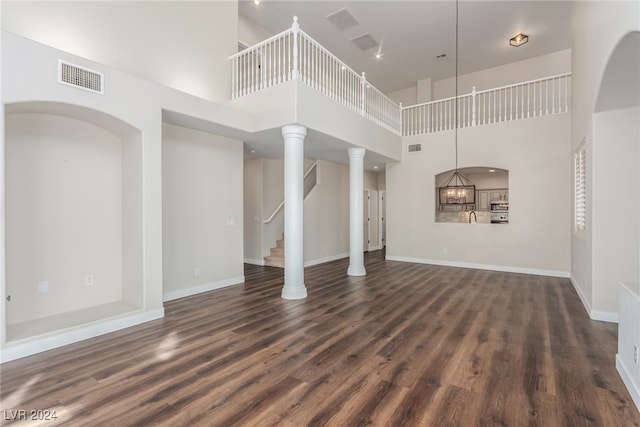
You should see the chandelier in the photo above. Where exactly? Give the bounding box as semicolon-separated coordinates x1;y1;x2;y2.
438;0;475;205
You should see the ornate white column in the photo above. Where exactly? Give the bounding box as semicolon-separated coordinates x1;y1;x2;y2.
281;125;307;299
347;147;366;276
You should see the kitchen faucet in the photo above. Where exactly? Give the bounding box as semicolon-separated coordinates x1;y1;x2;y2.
469;210;477;223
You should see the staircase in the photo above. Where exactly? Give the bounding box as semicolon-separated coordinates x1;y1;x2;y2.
262;161;318;269
264;235;285;268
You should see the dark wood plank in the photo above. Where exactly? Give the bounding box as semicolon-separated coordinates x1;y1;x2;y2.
1;250;639;426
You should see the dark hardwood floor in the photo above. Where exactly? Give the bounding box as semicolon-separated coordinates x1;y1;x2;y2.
2;251;639;426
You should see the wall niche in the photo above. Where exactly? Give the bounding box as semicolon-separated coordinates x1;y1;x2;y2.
4;104;143;342
435;167;509;224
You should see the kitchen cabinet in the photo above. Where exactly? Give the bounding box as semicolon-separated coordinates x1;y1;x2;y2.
490;189;508;201
477;190;490;211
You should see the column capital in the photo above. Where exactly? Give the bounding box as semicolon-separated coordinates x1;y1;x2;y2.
282;124;307;139
348;147;366;159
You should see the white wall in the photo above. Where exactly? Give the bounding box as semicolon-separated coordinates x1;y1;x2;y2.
239;13;272;47
243;158;264;264
304;160;350;263
432;49;571;99
466;171;508;189
387;114;571;275
162;123;244;298
387;87;418;107
377;172;386;191
592;107;640;313
570;1;640;318
1;30;253;360
5;113;124;323
262;158;286;258
244;157;354;265
1;1;238;102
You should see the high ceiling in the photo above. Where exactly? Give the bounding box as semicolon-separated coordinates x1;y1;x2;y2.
239;0;572;95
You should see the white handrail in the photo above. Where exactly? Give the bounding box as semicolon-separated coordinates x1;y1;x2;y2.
402;73;571;136
230;17;402;134
228;27;293;60
263;161;318;224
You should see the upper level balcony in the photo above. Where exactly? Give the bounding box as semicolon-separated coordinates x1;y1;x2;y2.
230;17;571;142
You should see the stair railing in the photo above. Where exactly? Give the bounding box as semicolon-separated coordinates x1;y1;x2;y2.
402;73;571;136
263;161;318;224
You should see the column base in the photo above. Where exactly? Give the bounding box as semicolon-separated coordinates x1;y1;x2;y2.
281;284;308;300
347;265;367;276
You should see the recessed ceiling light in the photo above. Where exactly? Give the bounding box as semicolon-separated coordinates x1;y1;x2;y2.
253;0;260;5
489;169;496;173
373;165;379;170
250;149;256;153
509;33;528;47
375;53;382;60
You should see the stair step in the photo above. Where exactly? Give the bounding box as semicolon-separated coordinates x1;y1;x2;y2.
264;256;284;268
276;239;285;248
270;247;284;257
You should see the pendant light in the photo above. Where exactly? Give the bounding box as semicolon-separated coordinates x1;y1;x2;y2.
438;0;476;205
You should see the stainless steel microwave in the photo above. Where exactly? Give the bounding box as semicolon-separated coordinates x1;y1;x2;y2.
490;201;509;212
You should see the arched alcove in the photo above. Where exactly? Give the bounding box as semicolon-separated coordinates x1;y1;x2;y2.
435;167;509;223
591;31;640;300
4;102;143;341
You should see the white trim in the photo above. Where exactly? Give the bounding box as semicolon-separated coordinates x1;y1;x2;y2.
570;277;619;323
0;308;164;363
385;255;570;278
304;252;349;267
591;310;619;323
571;276;593;316
617;355;640;412
244;258;265;266
163;276;245;302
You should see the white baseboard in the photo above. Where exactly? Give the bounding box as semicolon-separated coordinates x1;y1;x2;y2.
163;276;245;302
0;308;165;363
617;355;640;412
304;252;349;267
570;277;619;323
385;255;570;278
244;258;264;266
592;310;619;323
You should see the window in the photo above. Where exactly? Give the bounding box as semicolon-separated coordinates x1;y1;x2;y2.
575;140;586;234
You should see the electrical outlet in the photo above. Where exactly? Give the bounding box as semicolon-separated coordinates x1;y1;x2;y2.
194;267;200;277
634;345;639;365
37;281;49;293
85;275;94;286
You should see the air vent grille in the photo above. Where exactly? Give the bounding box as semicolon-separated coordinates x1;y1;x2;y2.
326;8;359;31
408;144;422;152
351;33;379;51
58;60;104;94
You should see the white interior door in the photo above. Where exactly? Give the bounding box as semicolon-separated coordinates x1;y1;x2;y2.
363;190;370;252
369;190;378;250
379;191;386;248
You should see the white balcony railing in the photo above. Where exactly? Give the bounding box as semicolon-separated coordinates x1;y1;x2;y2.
402;73;572;136
230;17;402;135
230;17;571;138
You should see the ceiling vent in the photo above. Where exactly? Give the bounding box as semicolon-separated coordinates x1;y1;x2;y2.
408;144;422;153
58;60;104;95
326;8;359;31
351;33;379;51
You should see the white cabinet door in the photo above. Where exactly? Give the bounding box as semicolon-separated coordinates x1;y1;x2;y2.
477;190;490;210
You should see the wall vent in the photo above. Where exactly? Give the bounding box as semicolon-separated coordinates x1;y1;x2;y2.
58;60;104;94
408;144;422;152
